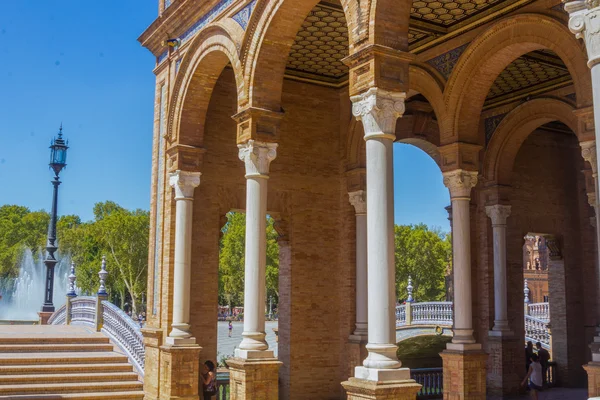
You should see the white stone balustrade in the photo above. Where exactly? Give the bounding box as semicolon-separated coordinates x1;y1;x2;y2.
527;303;550;322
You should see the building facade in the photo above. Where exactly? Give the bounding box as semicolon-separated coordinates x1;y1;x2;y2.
138;0;600;398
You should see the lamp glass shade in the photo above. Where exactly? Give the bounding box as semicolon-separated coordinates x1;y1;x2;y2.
49;136;68;174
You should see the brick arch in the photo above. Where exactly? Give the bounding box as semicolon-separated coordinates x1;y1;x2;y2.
397;138;442;167
346;118;366;171
168;25;245;147
444;14;591;145
409;63;447;135
483;98;578;186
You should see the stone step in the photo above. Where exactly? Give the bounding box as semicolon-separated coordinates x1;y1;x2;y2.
0;363;133;375
0;343;114;353
0;381;143;395
0;372;139;385
0;352;128;365
0;390;145;399
0;336;109;345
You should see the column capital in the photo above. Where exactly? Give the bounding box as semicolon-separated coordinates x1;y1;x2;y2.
443;169;478;199
565;0;600;67
348;190;367;215
350;87;406;139
581;140;598;175
588;191;597;208
169;170;201;200
238;140;278;178
485;204;511;226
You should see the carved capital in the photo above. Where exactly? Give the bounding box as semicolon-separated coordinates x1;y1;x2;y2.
238;140;278;178
565;0;600;67
485;204;511;226
166;144;206;173
443;169;478;199
350;87;406;139
348;190;367;215
169;170;201;200
581;140;598;175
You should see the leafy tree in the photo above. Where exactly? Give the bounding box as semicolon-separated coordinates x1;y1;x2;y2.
218;212;280;308
394;224;451;302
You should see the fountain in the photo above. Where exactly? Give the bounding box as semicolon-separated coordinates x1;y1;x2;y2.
0;248;71;321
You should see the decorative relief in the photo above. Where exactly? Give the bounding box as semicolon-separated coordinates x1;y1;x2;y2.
169;170;201;200
350;87;406;138
348;190;367;214
485;113;507;146
411;0;504;26
426;44;468;79
180;0;235;44
238;140;278;177
442;169;478;199
565;0;600;66
232;0;256;30
581;140;598;174
485;204;511;226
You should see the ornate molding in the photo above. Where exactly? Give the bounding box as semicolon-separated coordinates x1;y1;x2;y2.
169;170;201;200
581;140;598;175
443;169;478;199
485;204;511;226
348;190;367;215
238;140;278;178
350;87;406;139
565;0;600;67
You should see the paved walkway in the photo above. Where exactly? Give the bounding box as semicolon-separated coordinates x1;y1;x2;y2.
497;388;588;399
216;321;278;359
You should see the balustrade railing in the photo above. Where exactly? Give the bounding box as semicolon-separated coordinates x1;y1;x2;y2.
101;301;145;376
396;304;407;325
70;296;96;326
527;302;550;321
47;304;66;325
525;315;550;348
216;371;231;400
412;302;453;325
412;367;443;399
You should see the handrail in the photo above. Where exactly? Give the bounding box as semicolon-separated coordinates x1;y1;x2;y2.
101;300;145;377
411;302;453;325
527;302;550;321
48;304;67;325
70;296;96;327
525;314;550;348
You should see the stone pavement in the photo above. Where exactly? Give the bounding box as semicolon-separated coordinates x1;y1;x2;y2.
216;321;278;360
497;388;588;399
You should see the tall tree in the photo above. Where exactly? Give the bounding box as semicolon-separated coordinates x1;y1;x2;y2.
394;224;451;302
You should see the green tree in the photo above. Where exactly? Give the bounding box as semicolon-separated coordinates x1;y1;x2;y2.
395;224;451;302
218;212;280;308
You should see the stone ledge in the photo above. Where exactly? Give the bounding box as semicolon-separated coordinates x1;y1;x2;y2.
341;377;421;400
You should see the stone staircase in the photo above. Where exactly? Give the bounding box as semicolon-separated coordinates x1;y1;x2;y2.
0;325;144;399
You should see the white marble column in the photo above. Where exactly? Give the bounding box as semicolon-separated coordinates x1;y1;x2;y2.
485;204;512;333
167;170;201;345
236;140;277;359
349;190;368;340
443;170;481;350
351;87;409;381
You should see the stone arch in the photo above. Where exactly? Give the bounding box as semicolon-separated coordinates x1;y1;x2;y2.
397;138;442;167
168;25;245;147
444;14;591;145
408;63;448;137
483;98;579;186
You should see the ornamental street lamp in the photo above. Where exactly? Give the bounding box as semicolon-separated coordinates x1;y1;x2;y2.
41;125;69;313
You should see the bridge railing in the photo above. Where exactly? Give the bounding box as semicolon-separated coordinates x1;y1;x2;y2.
527;302;550;321
101;300;145;375
525;314;550;348
396;302;453;327
70;296;97;327
47;304;66;325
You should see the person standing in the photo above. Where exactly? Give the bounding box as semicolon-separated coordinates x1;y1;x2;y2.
536;342;550;385
228;320;233;338
521;353;543;399
201;360;217;400
525;341;534;372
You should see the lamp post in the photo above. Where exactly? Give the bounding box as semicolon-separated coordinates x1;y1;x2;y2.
41;125;68;313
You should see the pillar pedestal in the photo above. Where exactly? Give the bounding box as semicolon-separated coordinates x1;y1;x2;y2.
159;344;202;400
227;357;282;400
342;377;421;400
142;328;162;400
487;331;519;397
440;350;487;400
584;362;600;398
38;311;53;325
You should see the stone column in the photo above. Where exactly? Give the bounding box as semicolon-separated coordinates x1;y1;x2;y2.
486;205;512;332
349;190;368;341
235;139;277;358
167;170;201;345
440;169;487;400
342;88;421;400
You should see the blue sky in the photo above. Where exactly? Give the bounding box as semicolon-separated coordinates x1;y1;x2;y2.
0;1;450;231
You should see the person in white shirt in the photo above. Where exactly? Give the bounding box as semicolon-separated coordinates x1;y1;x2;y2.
521;353;543;399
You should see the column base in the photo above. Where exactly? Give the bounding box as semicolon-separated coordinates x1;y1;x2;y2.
341;377;422;400
226;357;282;400
440;349;487;400
487;331;520;397
355;366;411;381
38;311;53;325
165;336;197;346
348;336;368;379
234;348;274;359
159;344;202;400
584;362;600;398
141;328;163;400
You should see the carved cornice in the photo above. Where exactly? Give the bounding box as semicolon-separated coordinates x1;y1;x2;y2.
166;144;206;173
565;0;600;67
485;204;511;226
232;107;284;144
348;190;367;215
350;87;406;139
169;170;201;200
238;140;278;178
443;169;478;199
581;140;598;175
